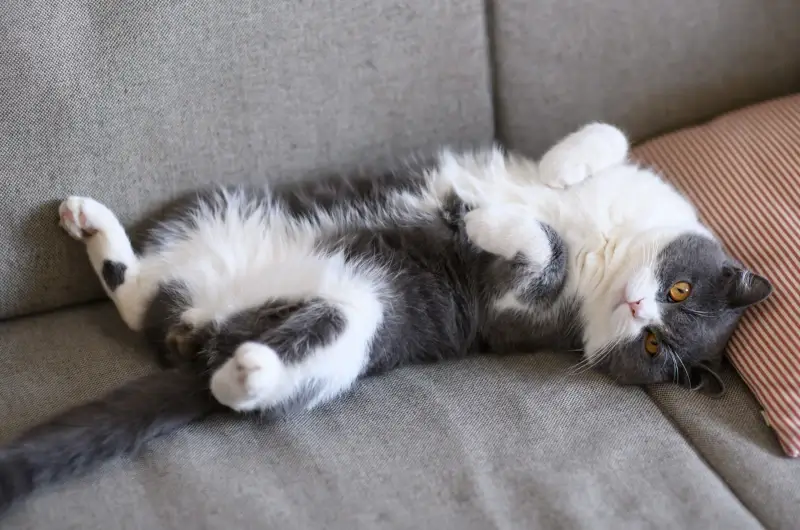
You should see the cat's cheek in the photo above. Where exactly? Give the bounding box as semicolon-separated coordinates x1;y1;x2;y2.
607;304;633;335
624;267;660;305
599;308;647;355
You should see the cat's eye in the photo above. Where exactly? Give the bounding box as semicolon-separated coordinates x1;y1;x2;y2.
644;332;660;356
668;281;692;302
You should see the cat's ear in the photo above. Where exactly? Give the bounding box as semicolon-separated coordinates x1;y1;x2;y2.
678;363;726;398
723;266;773;308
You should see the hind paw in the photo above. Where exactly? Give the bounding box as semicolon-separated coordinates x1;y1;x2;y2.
210;343;285;412
58;196;117;241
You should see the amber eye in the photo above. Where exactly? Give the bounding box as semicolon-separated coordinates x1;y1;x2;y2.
668;281;692;302
644;332;660;356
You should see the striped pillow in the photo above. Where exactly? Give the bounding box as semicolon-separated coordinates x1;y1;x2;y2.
633;94;800;457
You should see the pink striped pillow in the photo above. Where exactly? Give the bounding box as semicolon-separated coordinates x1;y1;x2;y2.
633;94;800;457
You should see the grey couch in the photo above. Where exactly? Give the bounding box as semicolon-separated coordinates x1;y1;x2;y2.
2;1;800;529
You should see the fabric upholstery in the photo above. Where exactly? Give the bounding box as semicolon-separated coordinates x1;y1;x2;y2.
491;0;800;157
633;95;800;457
0;304;761;529
649;370;800;530
3;2;800;528
0;0;494;319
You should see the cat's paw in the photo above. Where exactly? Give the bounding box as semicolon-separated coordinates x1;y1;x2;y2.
464;207;552;264
210;342;284;412
58;196;115;241
538;123;629;189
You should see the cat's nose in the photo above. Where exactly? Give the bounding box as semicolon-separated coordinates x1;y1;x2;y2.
627;299;644;318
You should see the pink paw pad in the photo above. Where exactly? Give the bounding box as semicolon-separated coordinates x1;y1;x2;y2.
60;208;97;237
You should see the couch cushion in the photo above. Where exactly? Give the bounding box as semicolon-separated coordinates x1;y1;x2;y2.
0;0;493;319
0;305;761;529
634;94;800;457
649;372;800;530
491;0;800;156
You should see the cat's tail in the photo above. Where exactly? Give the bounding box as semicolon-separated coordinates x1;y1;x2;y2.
0;369;221;516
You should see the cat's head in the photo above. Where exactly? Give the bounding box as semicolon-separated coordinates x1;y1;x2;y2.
583;232;772;392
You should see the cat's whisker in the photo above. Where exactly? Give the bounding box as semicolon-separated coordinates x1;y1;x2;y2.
568;339;618;376
660;349;670;371
670;350;690;386
683;307;718;318
567;356;594;375
672;352;679;385
567;354;598;375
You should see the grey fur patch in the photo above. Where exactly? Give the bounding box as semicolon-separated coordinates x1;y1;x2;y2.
328;217;487;376
209;298;347;365
101;260;127;292
141;281;193;369
483;296;582;355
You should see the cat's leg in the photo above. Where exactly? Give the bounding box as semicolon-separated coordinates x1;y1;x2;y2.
210;290;383;413
464;205;567;304
538;122;629;189
58;196;158;331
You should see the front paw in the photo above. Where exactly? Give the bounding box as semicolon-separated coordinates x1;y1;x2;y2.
464;207;552;264
538;123;629;189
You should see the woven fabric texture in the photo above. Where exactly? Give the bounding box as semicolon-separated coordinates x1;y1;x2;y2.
0;0;493;319
492;0;800;156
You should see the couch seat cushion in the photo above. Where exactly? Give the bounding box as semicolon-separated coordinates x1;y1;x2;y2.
0;304;759;529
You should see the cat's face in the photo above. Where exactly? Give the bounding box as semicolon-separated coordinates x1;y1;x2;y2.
583;233;772;388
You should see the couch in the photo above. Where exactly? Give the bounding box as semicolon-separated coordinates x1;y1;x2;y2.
1;1;799;528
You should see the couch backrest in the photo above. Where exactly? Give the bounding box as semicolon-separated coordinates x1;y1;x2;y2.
490;0;800;156
0;1;494;319
3;1;800;320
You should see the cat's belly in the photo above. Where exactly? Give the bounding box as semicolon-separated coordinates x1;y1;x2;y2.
144;202;386;330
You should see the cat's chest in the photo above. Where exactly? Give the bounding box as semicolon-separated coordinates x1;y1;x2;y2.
557;215;638;298
563;221;622;265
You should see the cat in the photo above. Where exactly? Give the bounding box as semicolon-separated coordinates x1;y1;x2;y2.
0;123;772;515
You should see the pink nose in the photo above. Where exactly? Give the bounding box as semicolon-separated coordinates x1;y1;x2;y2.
627;299;644;317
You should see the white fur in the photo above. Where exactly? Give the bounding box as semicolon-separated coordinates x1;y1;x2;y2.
430;123;713;363
463;205;552;262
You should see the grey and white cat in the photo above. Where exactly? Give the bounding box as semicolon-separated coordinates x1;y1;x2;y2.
0;123;771;514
